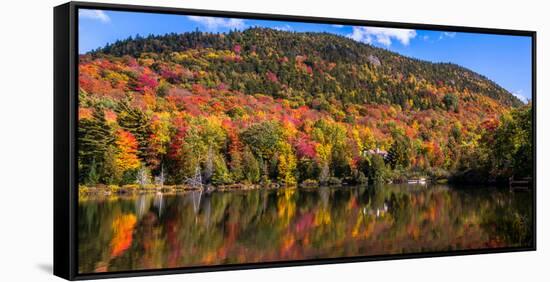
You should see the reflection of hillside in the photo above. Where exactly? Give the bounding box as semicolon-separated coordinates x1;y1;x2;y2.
78;185;532;273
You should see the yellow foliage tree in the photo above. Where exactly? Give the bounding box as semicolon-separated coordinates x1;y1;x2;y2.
277;141;297;185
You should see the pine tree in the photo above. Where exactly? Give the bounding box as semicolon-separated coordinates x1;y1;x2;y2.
116;100;151;160
78;106;113;184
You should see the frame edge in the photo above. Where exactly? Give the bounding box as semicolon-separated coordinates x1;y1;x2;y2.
54;2;77;280
62;1;537;280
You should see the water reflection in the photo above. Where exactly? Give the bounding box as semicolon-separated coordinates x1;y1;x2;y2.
78;184;532;273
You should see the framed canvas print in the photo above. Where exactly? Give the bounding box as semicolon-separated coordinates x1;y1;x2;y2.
54;1;536;280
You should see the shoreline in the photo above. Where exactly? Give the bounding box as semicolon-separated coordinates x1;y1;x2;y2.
78;182;286;196
78;178;520;197
78;182;372;196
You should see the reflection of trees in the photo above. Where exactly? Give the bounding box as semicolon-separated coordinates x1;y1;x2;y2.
314;187;331;227
78;186;533;273
110;214;136;257
78;198;137;273
277;189;296;226
480;191;533;247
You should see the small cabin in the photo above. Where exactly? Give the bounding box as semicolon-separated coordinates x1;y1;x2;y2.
363;148;388;158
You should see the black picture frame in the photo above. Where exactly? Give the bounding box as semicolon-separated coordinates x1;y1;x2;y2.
54;1;537;280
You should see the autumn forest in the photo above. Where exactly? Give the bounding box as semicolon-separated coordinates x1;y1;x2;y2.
78;27;533;191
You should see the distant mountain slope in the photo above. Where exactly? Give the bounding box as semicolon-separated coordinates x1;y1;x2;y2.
89;27;522;108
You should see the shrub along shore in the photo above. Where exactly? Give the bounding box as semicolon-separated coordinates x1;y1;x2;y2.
78;173;439;197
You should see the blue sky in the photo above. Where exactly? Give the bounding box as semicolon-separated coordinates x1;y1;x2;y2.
79;9;532;102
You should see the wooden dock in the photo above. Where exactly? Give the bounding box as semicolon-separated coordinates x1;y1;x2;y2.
509;176;533;191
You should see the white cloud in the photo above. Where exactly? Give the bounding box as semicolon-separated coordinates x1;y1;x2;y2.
443;32;457;38
273;24;292;31
79;9;110;23
512;90;529;103
439;32;457;40
187;16;245;30
423;35;430;41
348;26;416;46
332;24;344;28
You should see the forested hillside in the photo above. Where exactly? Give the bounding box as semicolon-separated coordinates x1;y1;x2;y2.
92;28;522;108
78;27;532;188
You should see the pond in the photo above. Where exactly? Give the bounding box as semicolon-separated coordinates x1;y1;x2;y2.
78;184;533;273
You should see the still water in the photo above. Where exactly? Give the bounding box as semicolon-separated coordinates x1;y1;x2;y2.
78;184;532;273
